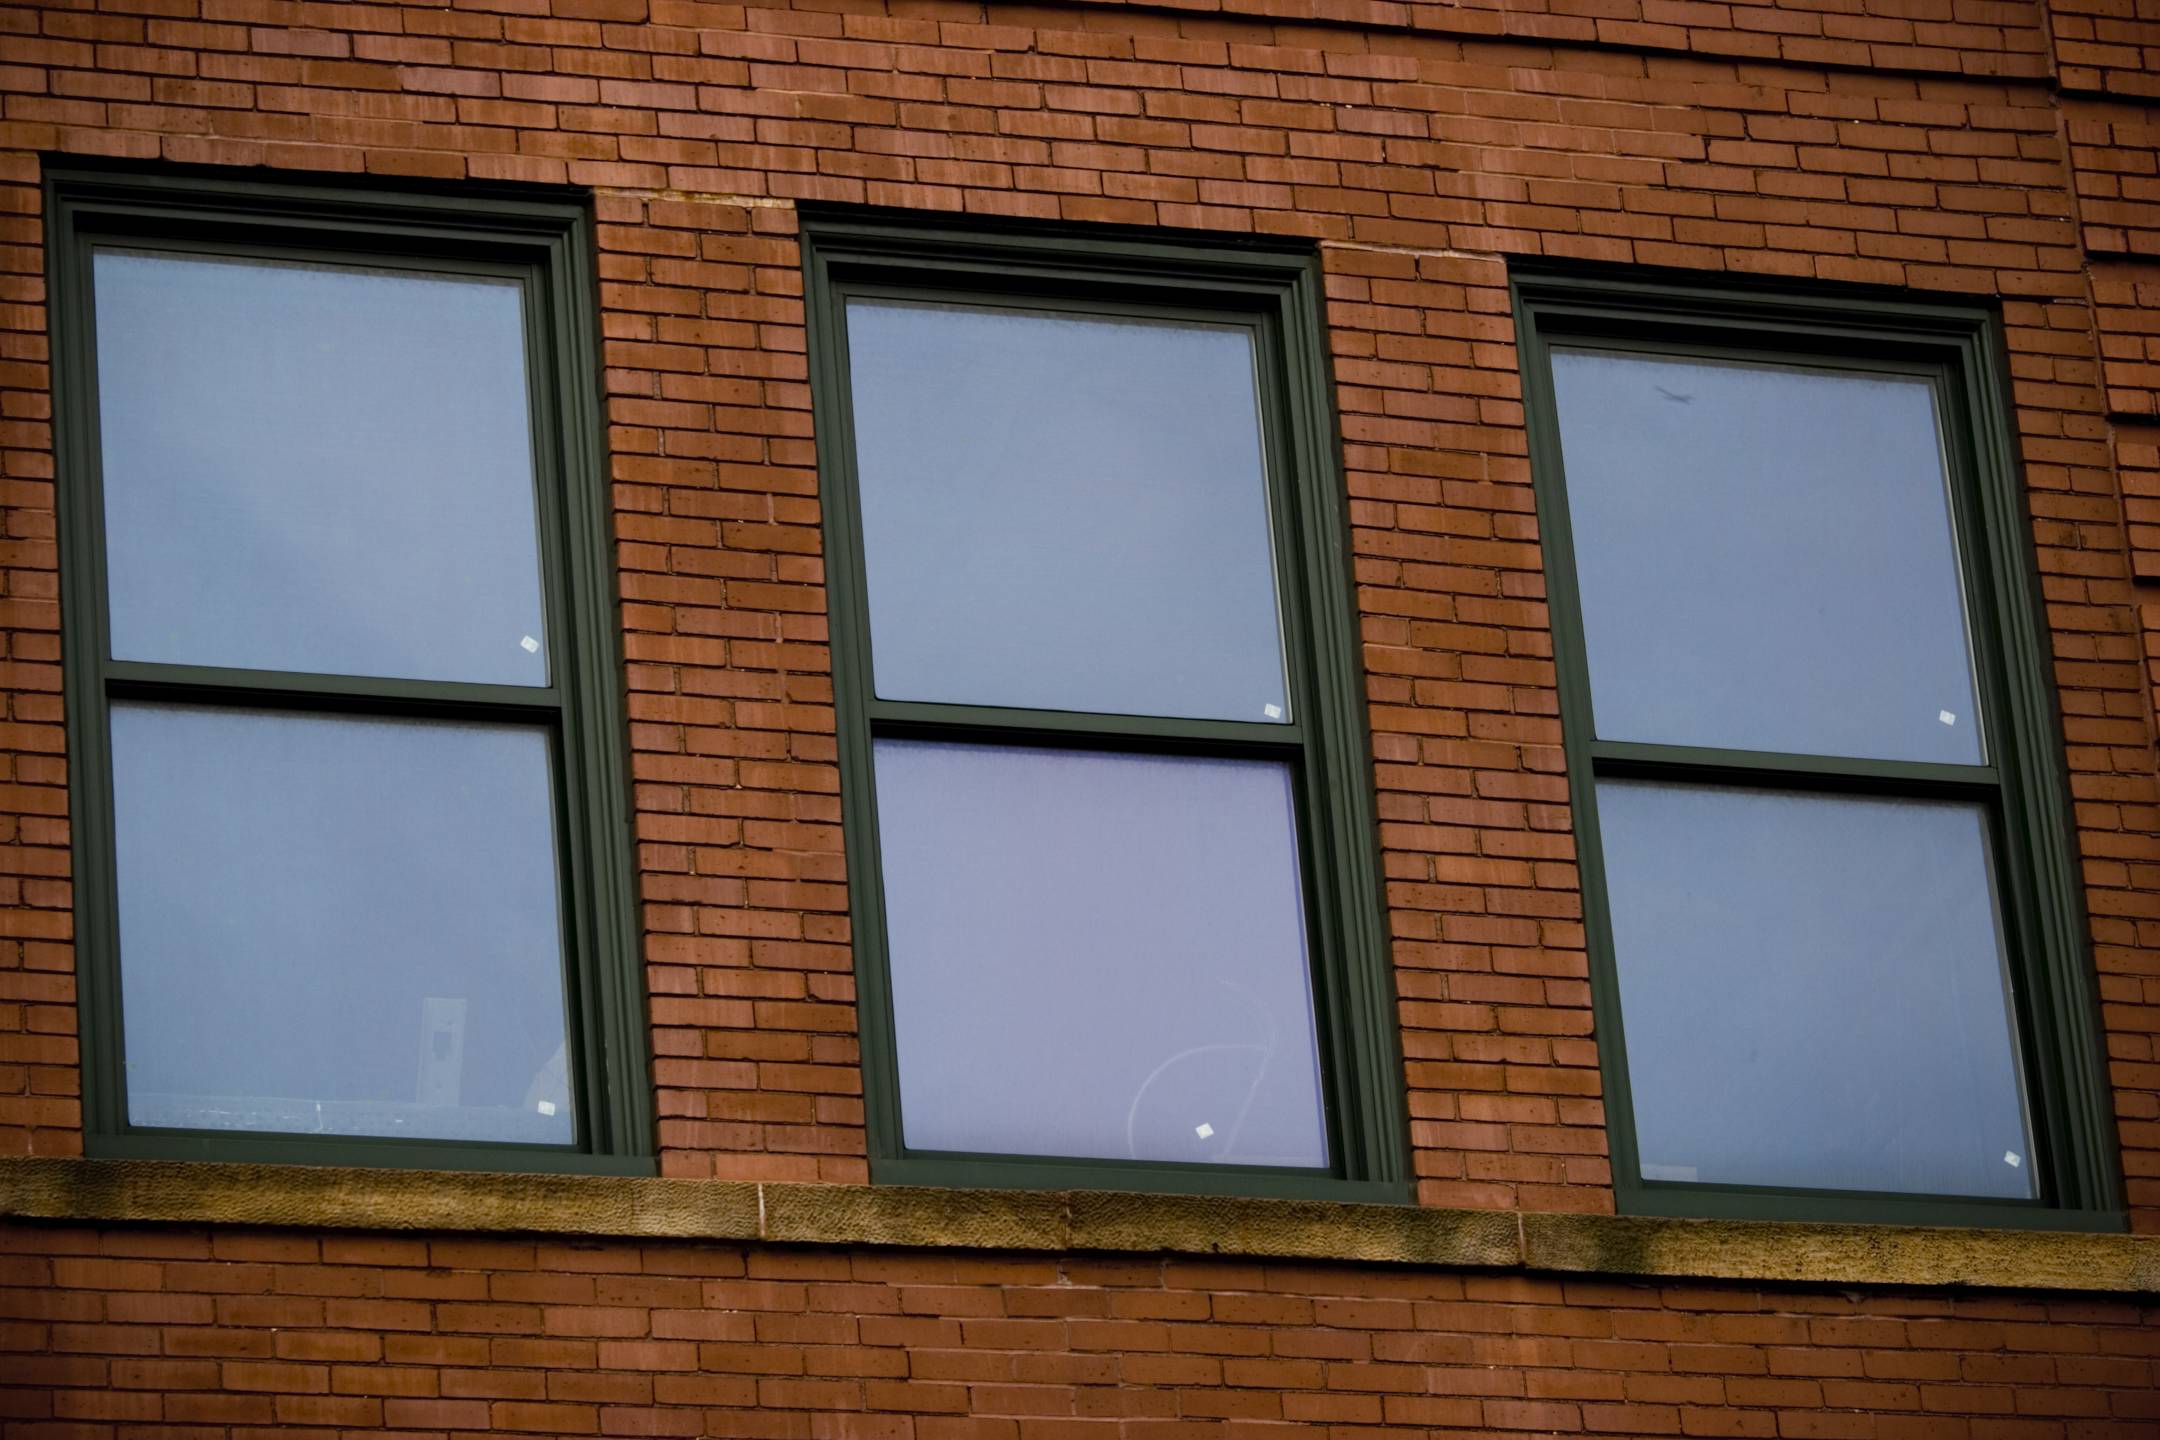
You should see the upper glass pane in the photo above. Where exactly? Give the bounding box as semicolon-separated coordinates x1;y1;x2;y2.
111;702;575;1145
847;300;1289;723
875;739;1328;1167
1600;779;2033;1200
1551;349;1982;764
93;250;551;686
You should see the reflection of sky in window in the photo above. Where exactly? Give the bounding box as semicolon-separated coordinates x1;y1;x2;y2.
846;300;1289;723
875;739;1328;1167
1551;349;1981;764
93;251;550;686
112;704;574;1145
1600;780;2032;1199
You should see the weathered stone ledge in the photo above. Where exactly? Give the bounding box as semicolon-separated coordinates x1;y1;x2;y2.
1;1158;2152;1294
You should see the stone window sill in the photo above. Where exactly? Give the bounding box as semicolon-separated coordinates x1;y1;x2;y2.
1;1158;2152;1293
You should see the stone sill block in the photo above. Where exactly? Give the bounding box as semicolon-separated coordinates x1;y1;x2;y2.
1;1158;2153;1294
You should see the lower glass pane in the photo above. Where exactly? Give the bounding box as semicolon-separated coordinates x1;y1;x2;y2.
874;739;1329;1167
1597;780;2035;1200
110;703;575;1145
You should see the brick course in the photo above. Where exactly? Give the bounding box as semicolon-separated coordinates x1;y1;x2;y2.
1;1226;2157;1436
0;0;2156;1420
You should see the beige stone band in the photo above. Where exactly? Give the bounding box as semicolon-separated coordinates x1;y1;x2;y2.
0;1158;2152;1294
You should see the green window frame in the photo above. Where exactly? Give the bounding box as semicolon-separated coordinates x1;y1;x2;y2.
1514;267;2123;1230
47;165;652;1174
802;212;1409;1201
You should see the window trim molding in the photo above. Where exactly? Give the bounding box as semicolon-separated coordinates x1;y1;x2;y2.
1511;265;2124;1229
45;163;653;1175
801;210;1409;1203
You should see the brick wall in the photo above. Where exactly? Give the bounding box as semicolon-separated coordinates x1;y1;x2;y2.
1;0;2159;1215
2051;0;2160;103
0;0;2158;1425
2;1225;2156;1435
5;0;2154;1219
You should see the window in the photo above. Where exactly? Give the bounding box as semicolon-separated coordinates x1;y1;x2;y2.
1515;270;2122;1228
803;214;1406;1199
49;167;649;1173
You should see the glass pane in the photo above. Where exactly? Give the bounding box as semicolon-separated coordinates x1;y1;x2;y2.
1551;350;1982;764
874;739;1327;1166
111;703;574;1145
1598;780;2033;1199
847;301;1288;723
93;250;550;685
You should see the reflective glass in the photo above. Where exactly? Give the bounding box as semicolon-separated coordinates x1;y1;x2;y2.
874;739;1327;1166
93;250;550;685
1551;350;1981;764
847;301;1288;722
1598;779;2033;1199
111;703;575;1144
